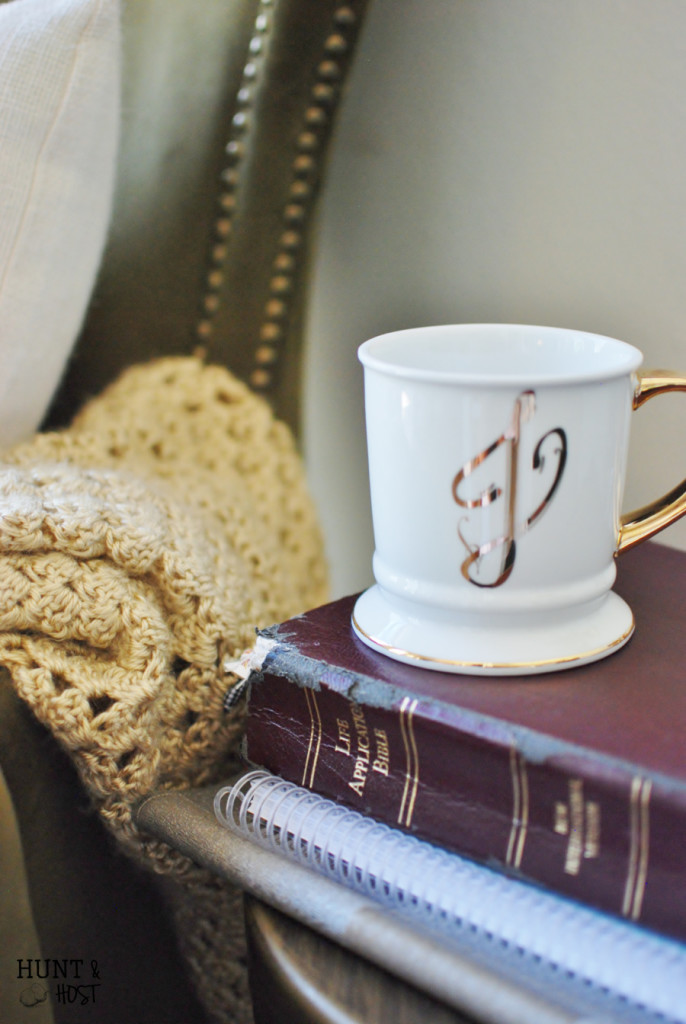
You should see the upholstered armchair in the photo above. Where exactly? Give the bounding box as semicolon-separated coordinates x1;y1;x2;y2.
0;1;370;1022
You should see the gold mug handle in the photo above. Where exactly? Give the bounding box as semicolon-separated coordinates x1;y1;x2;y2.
617;370;686;553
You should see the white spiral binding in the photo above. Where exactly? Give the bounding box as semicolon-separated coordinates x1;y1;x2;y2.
215;771;686;1022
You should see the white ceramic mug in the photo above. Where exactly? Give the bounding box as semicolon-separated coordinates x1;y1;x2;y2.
352;324;686;675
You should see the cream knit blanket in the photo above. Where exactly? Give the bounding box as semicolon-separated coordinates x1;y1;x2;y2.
0;357;329;1021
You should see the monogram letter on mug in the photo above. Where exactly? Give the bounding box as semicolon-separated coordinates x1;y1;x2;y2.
352;324;686;674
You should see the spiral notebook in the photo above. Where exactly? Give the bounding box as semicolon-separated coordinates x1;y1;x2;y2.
215;769;686;1024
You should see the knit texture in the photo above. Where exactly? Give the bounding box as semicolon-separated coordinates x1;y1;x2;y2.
0;356;329;1021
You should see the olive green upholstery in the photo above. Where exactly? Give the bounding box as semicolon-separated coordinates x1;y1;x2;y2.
0;2;371;1021
47;0;370;439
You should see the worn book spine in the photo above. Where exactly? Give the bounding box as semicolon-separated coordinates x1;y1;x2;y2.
244;649;686;945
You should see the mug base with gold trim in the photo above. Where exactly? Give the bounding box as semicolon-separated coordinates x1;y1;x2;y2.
351;586;634;676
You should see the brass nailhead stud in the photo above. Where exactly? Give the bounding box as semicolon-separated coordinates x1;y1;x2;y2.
290;180;311;200
260;322;282;342
293;154;316;176
324;33;348;54
297;131;318;152
317;60;341;80
305;106;327;127
251;369;271;389
225;140;244;161
270;275;291;294
265;298;286;318
221;168;240;188
312;83;336;104
256;345;278;365
273;253;295;273
284;203;305;223
334;6;356;26
281;230;302;249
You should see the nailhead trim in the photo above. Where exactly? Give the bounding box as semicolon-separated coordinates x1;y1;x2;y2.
250;0;362;394
194;0;276;349
195;0;363;399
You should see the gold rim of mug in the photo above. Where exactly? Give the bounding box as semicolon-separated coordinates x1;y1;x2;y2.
350;611;635;672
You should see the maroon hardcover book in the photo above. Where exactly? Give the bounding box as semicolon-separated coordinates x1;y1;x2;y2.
242;541;686;943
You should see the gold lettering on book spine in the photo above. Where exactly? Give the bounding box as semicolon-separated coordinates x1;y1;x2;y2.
398;697;419;828
584;801;601;860
622;776;652;921
506;749;529;869
348;703;371;797
564;779;585;875
301;687;322;789
556;780;601;874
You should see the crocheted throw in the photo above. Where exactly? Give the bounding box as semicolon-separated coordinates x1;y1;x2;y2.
0;357;329;1021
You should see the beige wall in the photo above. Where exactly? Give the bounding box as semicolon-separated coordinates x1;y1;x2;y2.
304;0;686;597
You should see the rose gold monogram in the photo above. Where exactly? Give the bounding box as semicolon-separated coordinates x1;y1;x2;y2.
452;391;567;587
